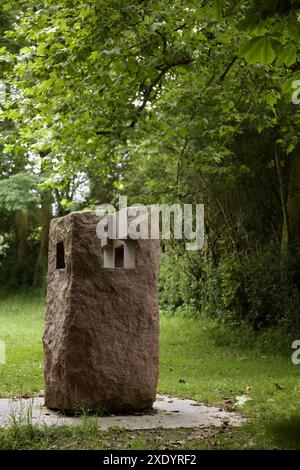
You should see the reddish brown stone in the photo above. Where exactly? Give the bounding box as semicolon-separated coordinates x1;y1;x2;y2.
43;211;160;413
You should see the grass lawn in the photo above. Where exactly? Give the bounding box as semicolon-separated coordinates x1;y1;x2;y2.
1;293;300;449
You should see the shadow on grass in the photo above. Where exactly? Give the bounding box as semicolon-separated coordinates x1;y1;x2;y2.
268;416;300;449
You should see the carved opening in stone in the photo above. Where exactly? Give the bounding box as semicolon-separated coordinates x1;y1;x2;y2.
56;241;66;269
115;244;124;268
102;240;136;269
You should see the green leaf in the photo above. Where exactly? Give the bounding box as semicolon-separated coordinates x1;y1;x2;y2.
212;0;224;21
237;14;262;32
239;36;275;65
282;71;300;94
270;38;283;56
89;50;100;62
259;37;276;65
277;44;297;66
239;37;261;64
287;16;300;44
264;92;278;109
36;43;47;57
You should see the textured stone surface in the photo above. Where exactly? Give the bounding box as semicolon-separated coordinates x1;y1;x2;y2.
0;395;245;429
43;211;160;413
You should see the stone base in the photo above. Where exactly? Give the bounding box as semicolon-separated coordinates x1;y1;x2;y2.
0;395;245;430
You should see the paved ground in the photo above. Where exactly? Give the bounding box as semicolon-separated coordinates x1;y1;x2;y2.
0;395;244;430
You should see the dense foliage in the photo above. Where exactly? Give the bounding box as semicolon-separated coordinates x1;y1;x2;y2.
0;1;300;330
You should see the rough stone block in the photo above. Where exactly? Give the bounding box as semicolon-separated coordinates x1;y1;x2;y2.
43;211;160;413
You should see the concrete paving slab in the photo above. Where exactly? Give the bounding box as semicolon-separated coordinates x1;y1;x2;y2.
0;395;244;430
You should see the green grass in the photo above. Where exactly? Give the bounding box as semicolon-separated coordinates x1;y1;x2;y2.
160;314;300;449
1;293;300;449
0;293;44;398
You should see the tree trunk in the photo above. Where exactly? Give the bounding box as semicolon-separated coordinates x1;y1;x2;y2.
34;197;52;287
38;201;52;262
34;150;53;287
16;208;28;261
282;147;300;252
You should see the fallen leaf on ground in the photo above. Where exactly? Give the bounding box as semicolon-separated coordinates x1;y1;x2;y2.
275;383;284;390
235;395;251;406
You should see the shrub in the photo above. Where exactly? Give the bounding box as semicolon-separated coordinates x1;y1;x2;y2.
159;243;300;335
